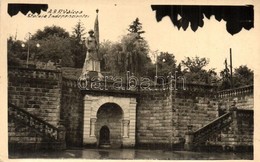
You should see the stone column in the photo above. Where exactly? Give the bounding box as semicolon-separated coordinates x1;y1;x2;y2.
90;118;97;137
123;120;130;138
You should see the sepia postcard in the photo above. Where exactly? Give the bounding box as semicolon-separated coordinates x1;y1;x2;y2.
0;0;259;161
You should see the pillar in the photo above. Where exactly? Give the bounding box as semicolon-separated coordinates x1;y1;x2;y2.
123;120;130;138
90;118;97;137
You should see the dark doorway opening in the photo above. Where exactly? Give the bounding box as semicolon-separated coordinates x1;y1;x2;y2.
99;126;111;148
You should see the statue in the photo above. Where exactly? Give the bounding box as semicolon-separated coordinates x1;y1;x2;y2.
82;29;101;73
81;9;102;79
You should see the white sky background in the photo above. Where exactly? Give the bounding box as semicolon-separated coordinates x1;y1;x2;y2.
5;0;259;73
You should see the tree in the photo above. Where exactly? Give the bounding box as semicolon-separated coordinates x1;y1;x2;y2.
72;20;86;42
25;26;75;67
31;25;70;40
128;18;145;40
181;56;217;84
233;65;253;87
219;63;253;89
71;20;87;68
219;60;231;89
100;33;151;77
7;36;24;66
99;40;113;72
121;33;150;76
181;56;209;73
157;52;177;76
34;35;74;67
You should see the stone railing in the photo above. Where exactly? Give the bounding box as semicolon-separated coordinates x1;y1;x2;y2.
217;85;253;98
8;103;66;149
184;111;233;150
71;77;218;93
8;66;61;80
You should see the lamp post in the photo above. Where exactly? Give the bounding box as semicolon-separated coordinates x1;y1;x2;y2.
21;32;40;68
174;70;178;90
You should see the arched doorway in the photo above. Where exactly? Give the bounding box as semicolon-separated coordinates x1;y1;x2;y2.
96;103;123;148
99;126;110;148
83;95;137;148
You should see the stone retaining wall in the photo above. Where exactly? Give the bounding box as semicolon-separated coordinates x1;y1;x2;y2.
136;90;219;149
8;67;62;150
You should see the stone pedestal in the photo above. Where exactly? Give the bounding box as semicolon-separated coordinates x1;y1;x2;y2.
57;124;66;150
184;125;194;151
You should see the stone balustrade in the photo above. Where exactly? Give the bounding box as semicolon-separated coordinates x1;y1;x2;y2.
217;85;253;98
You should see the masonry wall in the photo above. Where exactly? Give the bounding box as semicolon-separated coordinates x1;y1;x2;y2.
8;67;254;150
8;67;62;148
136;91;173;149
60;78;84;147
173;91;218;142
136;89;219;149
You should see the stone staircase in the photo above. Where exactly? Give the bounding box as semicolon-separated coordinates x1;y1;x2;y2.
8;103;66;151
184;110;235;151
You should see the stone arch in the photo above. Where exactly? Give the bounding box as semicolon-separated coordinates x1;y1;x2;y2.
96;103;123;148
91;97;130;119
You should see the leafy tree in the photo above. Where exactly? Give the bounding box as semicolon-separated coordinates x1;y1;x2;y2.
7;36;24;66
99;40;113;72
100;33;151;77
182;56;209;73
219;63;253;89
31;26;69;40
181;56;217;84
26;26;75;67
233;65;254;86
33;35;74;67
121;33;150;76
157;52;177;76
221;65;254;89
128;18;145;40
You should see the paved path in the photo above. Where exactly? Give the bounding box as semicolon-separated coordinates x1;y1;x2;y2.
9;148;253;160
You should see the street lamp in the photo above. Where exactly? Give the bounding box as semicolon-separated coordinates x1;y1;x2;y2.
21;32;40;68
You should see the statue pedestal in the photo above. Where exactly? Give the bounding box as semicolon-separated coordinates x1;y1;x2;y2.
81;71;103;79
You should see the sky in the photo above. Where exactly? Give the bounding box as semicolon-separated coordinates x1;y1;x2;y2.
4;0;260;73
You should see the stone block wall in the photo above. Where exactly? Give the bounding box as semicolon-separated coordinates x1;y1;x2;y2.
136;90;219;149
136;91;173;149
173;93;218;142
8;67;62;125
218;95;253;113
60;78;84;147
8;67;62;149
